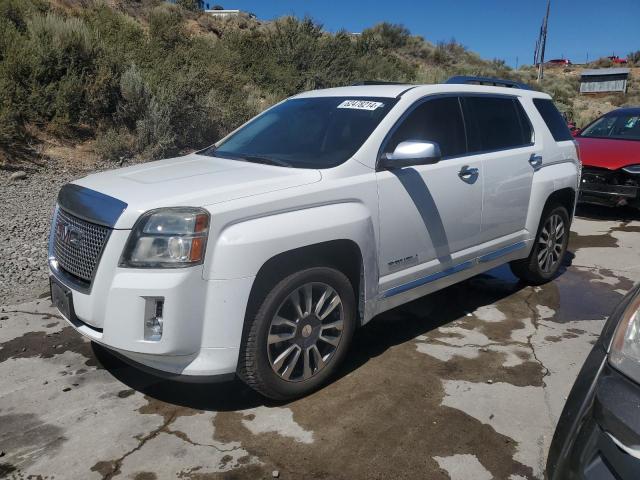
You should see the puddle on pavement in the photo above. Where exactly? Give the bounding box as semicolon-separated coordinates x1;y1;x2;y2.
612;224;640;234
569;230;618;250
211;270;544;479
0;413;66;471
534;267;630;323
137;395;204;424
0;326;98;367
214;334;536;479
0;463;17;477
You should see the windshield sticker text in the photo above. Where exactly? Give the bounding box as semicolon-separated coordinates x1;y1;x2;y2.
337;100;384;111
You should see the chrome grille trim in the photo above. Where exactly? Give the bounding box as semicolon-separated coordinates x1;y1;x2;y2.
49;207;111;289
57;183;128;228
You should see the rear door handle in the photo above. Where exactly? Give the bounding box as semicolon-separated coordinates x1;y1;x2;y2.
529;154;543;170
458;165;479;183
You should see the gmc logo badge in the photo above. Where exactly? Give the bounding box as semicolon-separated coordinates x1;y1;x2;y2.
56;222;83;246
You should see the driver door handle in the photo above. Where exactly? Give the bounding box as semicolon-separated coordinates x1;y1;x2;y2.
458;165;479;183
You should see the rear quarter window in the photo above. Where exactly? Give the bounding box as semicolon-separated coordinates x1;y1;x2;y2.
462;96;532;152
533;98;573;141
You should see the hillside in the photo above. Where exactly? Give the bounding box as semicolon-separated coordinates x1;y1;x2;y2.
0;0;638;169
519;64;639;127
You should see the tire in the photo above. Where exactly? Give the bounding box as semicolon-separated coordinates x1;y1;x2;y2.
510;204;570;285
237;267;356;400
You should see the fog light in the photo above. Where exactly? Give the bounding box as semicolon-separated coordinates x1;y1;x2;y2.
144;297;164;341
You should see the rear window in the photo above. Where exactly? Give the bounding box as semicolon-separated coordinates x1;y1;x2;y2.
533;98;573;141
462;96;533;152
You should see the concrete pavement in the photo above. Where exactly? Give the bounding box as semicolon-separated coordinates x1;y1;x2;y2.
1;205;639;479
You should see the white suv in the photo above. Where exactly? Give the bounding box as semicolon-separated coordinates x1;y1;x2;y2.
49;77;580;399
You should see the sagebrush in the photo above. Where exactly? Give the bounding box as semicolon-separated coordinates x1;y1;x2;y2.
0;0;635;164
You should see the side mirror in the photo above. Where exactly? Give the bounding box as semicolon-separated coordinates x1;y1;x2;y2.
379;140;442;169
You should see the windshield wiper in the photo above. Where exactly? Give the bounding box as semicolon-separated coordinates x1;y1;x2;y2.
240;155;292;167
200;149;292;167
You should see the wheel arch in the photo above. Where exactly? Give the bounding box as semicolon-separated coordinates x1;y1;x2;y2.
526;161;579;235
544;187;577;218
245;239;366;328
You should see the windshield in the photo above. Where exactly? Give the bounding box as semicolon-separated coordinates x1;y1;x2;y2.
580;112;640;141
201;96;397;168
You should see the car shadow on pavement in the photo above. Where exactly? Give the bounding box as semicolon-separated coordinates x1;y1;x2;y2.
334;264;530;381
575;204;640;222
95;263;552;411
91;343;268;411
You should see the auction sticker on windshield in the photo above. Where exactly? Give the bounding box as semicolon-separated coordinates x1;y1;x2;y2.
337;100;385;111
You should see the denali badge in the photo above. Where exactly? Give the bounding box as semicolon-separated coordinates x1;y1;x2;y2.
56;222;83;246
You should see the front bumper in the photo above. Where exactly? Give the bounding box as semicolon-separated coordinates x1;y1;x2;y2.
547;347;640;479
49;255;255;378
579;167;640;207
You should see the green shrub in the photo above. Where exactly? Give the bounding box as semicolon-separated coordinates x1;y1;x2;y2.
176;0;200;12
117;64;151;128
359;23;411;51
135;97;176;160
94;127;134;163
149;4;186;50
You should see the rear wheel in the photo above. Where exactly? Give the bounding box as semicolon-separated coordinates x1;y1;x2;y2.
510;205;570;285
237;267;356;400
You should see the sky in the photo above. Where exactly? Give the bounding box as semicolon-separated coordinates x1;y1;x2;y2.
212;0;639;67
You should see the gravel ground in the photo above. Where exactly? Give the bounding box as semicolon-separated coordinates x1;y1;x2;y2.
0;162;107;305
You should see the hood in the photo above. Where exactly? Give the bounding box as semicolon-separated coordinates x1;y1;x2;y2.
73;154;321;228
576;137;640;170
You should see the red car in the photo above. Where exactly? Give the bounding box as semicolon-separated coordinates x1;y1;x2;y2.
577;107;640;208
608;55;628;64
547;58;571;66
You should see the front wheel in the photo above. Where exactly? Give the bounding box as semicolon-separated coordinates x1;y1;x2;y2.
237;267;356;400
510;205;570;285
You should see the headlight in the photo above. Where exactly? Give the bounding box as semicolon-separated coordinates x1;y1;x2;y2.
622;165;640;174
119;207;210;268
609;289;640;383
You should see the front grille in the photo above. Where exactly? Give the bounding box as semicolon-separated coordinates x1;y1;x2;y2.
582;166;640;188
52;208;111;283
581;167;614;185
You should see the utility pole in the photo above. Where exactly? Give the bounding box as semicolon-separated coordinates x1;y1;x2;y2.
536;0;551;82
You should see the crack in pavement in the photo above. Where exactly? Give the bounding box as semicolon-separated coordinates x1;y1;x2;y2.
92;411;243;479
165;427;243;453
523;290;551;379
523;288;556;477
92;412;179;480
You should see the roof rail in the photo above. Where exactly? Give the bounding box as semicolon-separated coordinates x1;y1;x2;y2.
351;80;410;86
445;75;531;90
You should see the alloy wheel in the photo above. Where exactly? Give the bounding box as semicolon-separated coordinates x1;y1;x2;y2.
267;282;344;382
537;213;566;273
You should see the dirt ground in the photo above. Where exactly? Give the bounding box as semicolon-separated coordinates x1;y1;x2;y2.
1;205;639;480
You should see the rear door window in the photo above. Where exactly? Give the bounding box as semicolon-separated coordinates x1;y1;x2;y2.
385;96;467;158
533;98;573;141
462;96;532;152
